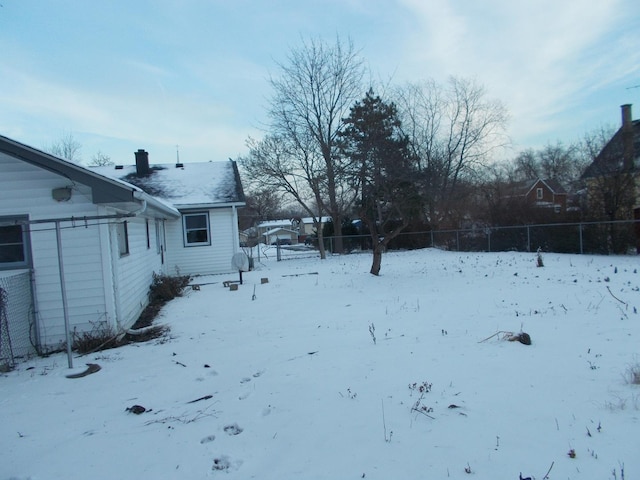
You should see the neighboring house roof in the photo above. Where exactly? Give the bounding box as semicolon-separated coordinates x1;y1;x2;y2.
93;159;245;210
257;217;329;229
263;227;297;236
258;219;294;229
300;216;331;224
506;178;567;198
582;104;640;179
0;135;179;218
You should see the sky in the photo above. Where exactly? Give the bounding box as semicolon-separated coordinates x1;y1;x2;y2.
2;248;639;479
0;0;639;166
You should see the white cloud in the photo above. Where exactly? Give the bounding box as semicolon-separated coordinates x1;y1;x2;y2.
394;0;638;148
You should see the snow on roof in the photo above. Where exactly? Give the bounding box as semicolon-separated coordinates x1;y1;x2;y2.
93;162;245;208
300;216;330;224
258;217;330;228
263;227;297;236
258;219;293;228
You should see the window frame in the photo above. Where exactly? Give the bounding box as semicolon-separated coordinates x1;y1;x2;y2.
145;219;151;249
116;221;130;257
0;216;30;270
536;187;544;200
182;212;211;247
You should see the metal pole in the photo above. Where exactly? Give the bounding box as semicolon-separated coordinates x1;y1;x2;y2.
55;221;73;368
579;223;584;254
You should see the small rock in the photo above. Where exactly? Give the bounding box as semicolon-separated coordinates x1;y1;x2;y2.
126;405;146;414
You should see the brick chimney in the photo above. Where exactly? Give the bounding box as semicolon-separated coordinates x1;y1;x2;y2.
134;149;150;176
621;104;634;170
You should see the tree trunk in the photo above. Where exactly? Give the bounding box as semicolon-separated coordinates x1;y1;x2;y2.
332;215;344;254
370;244;384;275
316;229;327;259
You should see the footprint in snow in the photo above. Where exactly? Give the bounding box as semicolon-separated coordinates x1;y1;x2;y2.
223;423;243;436
212;455;243;472
240;377;251;384
200;435;216;444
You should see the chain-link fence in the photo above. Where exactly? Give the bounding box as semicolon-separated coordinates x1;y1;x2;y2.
321;219;640;255
0;271;36;370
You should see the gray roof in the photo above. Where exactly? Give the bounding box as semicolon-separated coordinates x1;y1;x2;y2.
509;178;567;197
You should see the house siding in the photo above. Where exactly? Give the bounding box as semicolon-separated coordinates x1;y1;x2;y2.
109;216;165;331
0;153;110;350
0;153;166;351
165;208;238;276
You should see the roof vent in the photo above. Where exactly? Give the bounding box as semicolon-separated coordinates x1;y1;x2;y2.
176;163;184;168
115;165;124;170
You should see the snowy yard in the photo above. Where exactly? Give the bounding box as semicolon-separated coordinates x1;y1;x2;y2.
1;248;639;480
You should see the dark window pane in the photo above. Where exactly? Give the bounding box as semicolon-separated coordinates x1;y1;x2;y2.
185;215;207;229
0;225;23;243
187;229;208;243
0;244;25;263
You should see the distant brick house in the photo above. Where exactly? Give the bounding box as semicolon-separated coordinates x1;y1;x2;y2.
506;178;568;214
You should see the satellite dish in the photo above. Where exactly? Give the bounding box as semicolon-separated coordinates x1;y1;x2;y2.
231;252;250;272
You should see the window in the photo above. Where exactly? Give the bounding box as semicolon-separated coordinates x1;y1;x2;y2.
0;217;29;269
183;212;210;246
536;188;543;200
116;221;129;256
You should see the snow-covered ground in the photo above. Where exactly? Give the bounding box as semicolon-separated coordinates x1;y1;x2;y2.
2;248;639;480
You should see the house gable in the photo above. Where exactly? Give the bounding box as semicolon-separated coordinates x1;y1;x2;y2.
582;104;640;179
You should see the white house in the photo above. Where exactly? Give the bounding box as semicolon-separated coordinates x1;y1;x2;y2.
93;149;246;277
0;137;244;360
262;227;298;245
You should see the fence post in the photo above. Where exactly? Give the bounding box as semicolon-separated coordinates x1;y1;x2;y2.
579;223;584;254
526;225;531;252
456;231;460;251
430;230;434;248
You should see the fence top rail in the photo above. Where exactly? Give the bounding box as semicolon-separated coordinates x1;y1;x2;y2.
322;219;640;239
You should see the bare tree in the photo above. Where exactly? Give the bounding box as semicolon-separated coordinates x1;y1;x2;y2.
240;188;283;229
267;36;366;253
395;77;509;228
240;134;330;258
89;150;114;167
513;141;586;189
45;132;82;163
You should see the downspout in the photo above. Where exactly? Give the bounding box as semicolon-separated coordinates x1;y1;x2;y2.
131;192;148;216
232;205;239;254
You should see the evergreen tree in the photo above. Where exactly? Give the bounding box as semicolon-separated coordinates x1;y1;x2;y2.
340;89;422;275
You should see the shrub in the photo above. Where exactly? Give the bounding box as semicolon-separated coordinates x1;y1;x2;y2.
72;322;118;354
133;273;190;329
149;273;191;304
